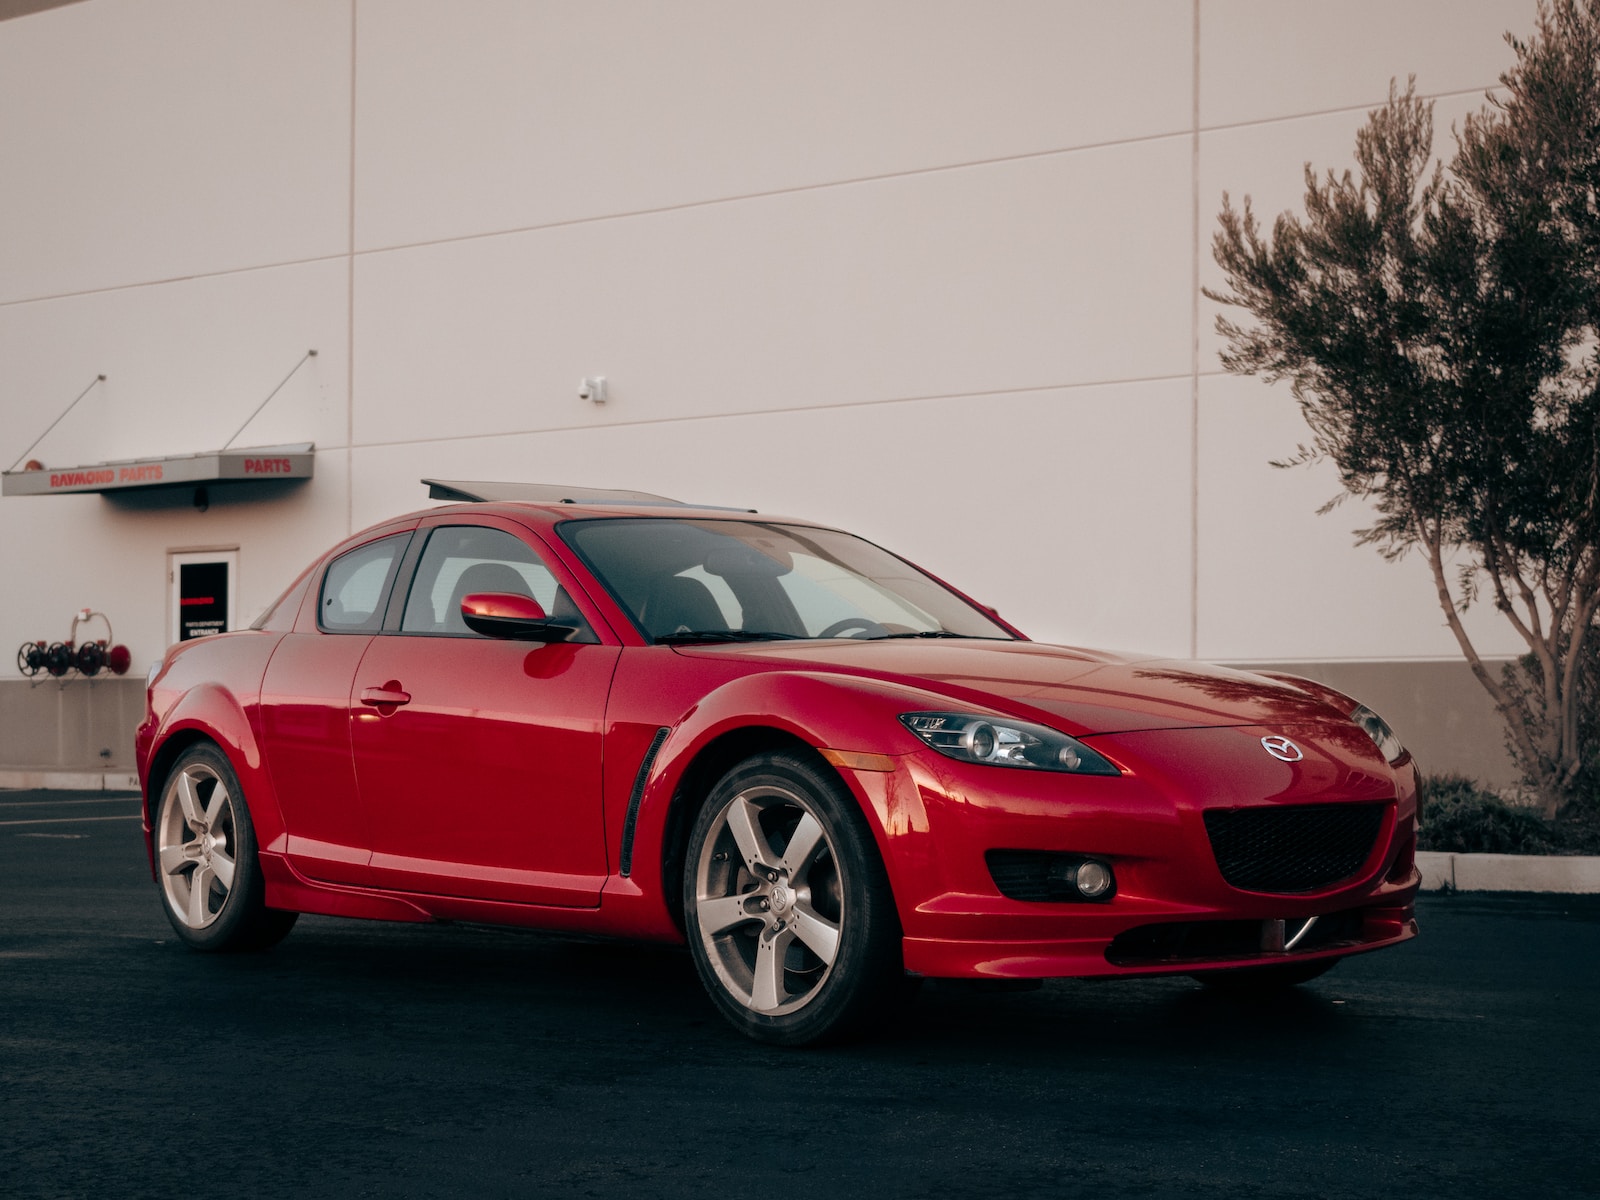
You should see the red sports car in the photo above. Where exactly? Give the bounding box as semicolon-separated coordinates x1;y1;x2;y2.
137;481;1420;1044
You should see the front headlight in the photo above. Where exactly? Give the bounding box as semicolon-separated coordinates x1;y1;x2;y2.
899;712;1120;775
1350;703;1406;764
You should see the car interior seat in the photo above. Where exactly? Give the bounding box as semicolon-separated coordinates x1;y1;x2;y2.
640;575;728;638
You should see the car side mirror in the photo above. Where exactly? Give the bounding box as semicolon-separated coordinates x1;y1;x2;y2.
460;592;574;642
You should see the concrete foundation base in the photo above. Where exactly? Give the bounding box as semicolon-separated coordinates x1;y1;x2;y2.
0;676;143;774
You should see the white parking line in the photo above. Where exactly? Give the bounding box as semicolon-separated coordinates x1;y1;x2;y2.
0;815;144;827
0;797;140;809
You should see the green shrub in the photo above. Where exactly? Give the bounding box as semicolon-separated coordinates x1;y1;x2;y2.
1552;792;1600;854
1417;773;1561;854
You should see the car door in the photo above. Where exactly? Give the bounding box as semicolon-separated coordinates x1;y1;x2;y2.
349;518;620;906
258;527;414;885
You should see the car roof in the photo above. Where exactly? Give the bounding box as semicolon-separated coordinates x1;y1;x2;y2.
423;479;685;505
421;478;759;509
403;479;821;532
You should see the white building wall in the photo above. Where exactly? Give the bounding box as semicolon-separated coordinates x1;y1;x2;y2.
0;0;351;300
0;0;1541;781
351;2;1196;251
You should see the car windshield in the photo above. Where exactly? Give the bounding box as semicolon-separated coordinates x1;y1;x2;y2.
560;518;1016;644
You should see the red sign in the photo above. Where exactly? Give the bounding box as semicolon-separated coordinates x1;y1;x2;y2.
47;463;165;489
49;470;115;489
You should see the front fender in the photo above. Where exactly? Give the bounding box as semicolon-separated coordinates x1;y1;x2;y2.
619;669;951;929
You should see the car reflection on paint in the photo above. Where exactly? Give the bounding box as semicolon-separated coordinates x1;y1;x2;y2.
136;482;1420;1045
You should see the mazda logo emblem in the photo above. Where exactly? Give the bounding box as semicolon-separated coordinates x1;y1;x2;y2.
1261;735;1303;762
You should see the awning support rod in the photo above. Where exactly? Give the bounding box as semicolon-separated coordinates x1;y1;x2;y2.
7;374;106;472
220;349;318;451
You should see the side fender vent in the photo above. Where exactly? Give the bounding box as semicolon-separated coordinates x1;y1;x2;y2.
619;727;672;877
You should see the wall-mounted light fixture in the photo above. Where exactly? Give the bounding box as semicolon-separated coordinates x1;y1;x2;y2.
579;377;608;404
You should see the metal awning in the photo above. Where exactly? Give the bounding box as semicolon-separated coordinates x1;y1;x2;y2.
2;444;314;497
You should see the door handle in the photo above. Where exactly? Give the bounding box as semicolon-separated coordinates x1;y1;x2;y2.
359;682;411;708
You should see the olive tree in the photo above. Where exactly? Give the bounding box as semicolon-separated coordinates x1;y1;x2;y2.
1208;0;1600;818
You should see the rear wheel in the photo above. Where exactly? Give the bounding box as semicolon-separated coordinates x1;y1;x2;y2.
684;752;901;1045
1189;958;1338;993
154;744;297;951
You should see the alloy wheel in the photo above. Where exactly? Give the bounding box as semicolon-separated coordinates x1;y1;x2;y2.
692;782;846;1017
157;760;239;931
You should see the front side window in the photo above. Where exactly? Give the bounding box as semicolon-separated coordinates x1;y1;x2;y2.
561;518;1014;644
399;525;596;642
319;534;407;633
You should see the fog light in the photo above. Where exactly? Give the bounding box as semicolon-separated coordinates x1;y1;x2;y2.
1075;860;1113;899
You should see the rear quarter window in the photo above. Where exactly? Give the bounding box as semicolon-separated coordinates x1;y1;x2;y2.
319;534;407;633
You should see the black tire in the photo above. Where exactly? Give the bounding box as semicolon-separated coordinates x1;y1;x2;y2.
153;744;298;952
683;751;903;1045
1189;957;1339;993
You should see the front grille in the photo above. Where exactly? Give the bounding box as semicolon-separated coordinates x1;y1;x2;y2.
1203;802;1387;893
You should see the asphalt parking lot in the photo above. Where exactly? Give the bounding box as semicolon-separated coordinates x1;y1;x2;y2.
2;790;1597;1200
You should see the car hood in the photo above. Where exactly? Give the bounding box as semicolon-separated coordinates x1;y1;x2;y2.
671;639;1344;736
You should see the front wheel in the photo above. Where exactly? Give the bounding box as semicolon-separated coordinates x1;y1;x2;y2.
154;744;297;952
684;752;902;1045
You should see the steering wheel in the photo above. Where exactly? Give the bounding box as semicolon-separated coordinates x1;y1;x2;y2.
816;617;891;639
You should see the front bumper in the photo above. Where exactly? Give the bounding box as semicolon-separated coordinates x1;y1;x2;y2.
902;892;1418;979
855;721;1421;979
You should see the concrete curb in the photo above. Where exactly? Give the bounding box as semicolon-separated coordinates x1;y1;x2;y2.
1417;850;1600;894
0;769;140;792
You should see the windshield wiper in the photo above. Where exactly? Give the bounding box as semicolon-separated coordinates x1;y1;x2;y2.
655;630;803;645
871;630;978;639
